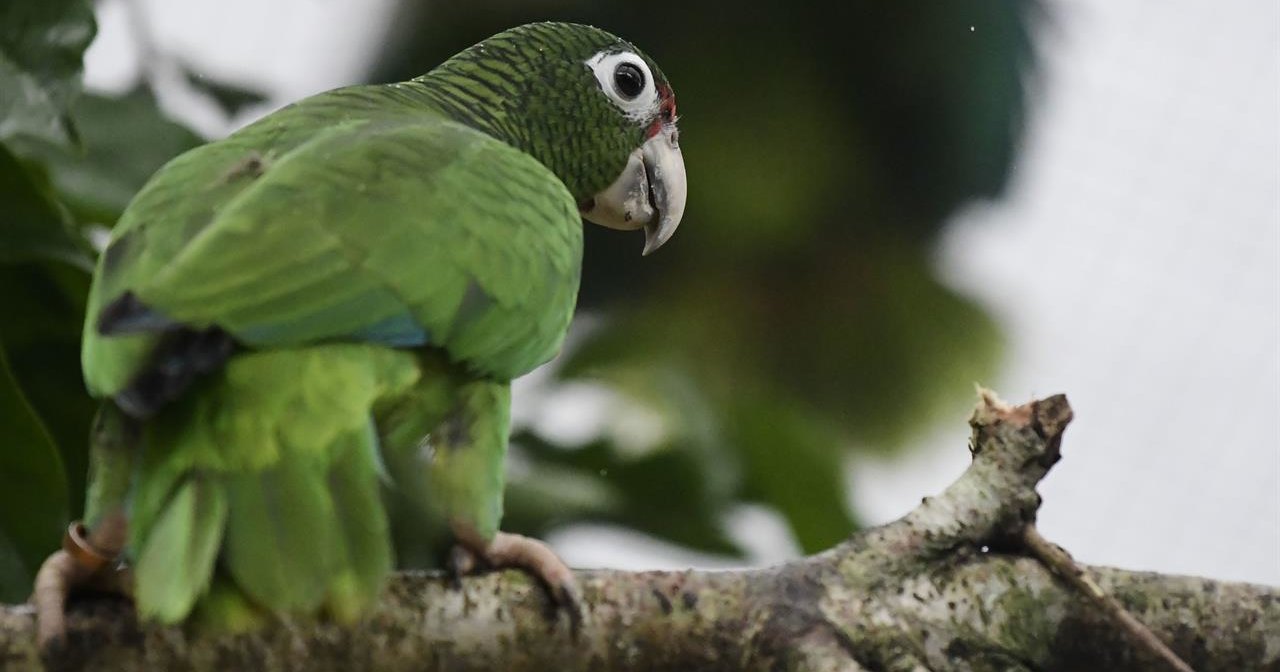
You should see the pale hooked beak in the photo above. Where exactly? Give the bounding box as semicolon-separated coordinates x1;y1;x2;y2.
580;126;687;255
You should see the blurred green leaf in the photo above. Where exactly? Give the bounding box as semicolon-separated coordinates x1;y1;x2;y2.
17;87;204;224
504;455;624;528
0;2;103;523
764;242;1003;449
729;397;857;553
506;365;739;553
0;344;69;603
569;239;1001;452
0;262;95;516
0;0;96;147
180;65;269;117
831;0;1037;223
0;527;30;604
0;139;96;519
0;142;89;269
509;431;742;556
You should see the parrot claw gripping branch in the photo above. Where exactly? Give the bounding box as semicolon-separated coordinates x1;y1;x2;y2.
33;22;685;651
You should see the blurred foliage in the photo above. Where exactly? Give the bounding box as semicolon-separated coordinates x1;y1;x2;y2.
509;430;741;556
0;0;97;602
0;1;225;600
0;0;1037;598
0;143;88;268
373;0;1035;552
0;345;68;603
0;0;95;148
15;87;204;224
179;62;270;118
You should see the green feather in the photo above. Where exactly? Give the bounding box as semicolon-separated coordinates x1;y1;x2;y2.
222;457;336;615
423;379;511;541
125;345;418;620
325;421;393;622
133;477;227;623
189;573;270;634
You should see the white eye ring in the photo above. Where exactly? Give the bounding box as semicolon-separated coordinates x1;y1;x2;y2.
585;49;659;122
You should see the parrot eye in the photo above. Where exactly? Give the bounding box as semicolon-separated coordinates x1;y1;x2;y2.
613;63;645;99
585;49;660;122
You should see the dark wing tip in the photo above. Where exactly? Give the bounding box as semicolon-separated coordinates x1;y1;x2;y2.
98;292;177;336
114;327;235;419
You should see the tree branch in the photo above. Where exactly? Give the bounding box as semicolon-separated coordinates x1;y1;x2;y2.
1023;525;1194;672
1;391;1276;671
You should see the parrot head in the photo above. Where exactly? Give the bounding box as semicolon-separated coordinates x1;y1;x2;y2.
574;38;687;255
423;23;687;254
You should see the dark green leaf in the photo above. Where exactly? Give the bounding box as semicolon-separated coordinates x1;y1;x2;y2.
16;87;203;224
0;527;31;603
502;457;623;530
0;343;69;602
0;142;89;268
0;260;95;518
729;396;859;554
181;64;269;117
541;346;759;553
508;431;742;556
563;320;861;552
0;155;94;518
0;0;96;147
779;246;1002;450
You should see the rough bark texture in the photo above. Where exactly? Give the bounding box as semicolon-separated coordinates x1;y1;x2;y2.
2;391;1276;671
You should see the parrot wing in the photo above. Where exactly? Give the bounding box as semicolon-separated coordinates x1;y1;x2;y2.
84;110;583;398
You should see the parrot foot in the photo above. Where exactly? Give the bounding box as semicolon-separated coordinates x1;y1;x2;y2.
32;514;133;654
449;529;583;634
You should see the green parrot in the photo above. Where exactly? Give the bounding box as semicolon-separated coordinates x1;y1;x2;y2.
34;21;685;641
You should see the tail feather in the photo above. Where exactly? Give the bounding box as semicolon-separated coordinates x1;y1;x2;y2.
324;421;393;622
123;344;421;625
189;572;270;634
133;477;228;623
222;458;338;615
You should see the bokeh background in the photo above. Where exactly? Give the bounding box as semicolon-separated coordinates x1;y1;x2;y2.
1;0;1275;603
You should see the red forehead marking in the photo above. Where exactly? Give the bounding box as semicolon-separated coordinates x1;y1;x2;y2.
646;84;678;138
